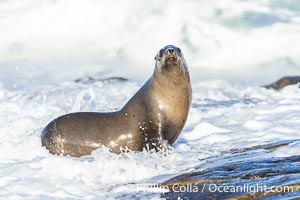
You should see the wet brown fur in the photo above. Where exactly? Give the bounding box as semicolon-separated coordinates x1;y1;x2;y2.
42;46;192;157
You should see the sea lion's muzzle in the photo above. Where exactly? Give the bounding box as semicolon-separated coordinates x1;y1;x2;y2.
165;48;177;59
164;47;179;65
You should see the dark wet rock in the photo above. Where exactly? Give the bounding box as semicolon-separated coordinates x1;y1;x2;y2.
74;76;128;84
263;76;300;90
230;139;300;154
162;140;300;199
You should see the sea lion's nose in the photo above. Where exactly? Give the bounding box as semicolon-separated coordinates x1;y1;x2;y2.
167;49;175;54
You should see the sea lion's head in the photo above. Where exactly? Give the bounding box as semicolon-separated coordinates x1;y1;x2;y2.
154;45;188;76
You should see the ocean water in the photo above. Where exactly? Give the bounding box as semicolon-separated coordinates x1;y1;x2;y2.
0;0;300;199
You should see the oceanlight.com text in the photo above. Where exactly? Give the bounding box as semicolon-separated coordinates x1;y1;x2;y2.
136;183;293;194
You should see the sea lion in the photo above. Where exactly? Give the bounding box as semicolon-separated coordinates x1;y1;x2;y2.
42;45;192;157
263;76;300;90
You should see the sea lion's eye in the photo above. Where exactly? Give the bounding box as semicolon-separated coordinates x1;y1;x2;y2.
176;48;181;53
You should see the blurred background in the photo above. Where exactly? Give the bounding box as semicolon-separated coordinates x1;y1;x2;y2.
0;0;300;88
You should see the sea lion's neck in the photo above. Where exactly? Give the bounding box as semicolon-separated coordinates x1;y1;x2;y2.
153;65;191;93
152;67;192;116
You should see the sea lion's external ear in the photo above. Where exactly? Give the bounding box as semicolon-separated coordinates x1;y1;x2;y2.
159;49;164;57
155;49;164;60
